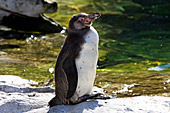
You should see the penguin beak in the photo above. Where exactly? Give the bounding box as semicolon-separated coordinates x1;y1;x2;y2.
87;13;101;20
84;13;101;24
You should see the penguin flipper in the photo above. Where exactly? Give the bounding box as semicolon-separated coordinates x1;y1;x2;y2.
62;57;78;99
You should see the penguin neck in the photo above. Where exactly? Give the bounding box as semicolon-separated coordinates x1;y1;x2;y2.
65;27;90;58
68;27;90;38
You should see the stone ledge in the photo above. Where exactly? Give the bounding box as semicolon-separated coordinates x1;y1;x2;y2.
0;75;169;113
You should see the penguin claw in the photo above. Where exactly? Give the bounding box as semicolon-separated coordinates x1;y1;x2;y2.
93;93;113;99
70;93;112;105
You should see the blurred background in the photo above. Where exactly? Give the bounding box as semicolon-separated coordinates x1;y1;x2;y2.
0;0;170;97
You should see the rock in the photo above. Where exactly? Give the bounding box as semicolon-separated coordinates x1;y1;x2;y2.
0;0;58;20
0;75;54;113
0;92;51;113
0;0;63;33
48;96;170;113
0;75;170;113
148;64;170;71
0;75;54;93
1;15;63;33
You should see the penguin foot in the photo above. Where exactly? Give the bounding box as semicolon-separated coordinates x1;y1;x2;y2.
71;93;112;104
92;93;113;100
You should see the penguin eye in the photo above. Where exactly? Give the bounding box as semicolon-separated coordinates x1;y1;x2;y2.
80;18;84;21
80;15;86;18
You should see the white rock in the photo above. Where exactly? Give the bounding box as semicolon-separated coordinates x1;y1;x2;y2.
0;75;37;87
0;75;170;113
148;64;170;71
0;75;54;113
0;92;53;113
48;96;170;113
0;0;58;20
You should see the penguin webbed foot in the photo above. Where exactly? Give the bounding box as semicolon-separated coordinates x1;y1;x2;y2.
92;93;113;99
71;93;112;105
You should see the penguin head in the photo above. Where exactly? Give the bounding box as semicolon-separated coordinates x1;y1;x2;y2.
68;13;101;32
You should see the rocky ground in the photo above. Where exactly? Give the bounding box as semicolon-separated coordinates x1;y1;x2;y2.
0;75;170;113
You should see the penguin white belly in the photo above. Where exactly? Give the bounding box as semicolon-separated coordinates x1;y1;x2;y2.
75;26;99;97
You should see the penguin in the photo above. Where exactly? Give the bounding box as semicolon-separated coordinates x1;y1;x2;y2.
49;13;109;107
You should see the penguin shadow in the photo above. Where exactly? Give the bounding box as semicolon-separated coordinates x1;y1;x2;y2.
77;100;103;111
48;100;104;113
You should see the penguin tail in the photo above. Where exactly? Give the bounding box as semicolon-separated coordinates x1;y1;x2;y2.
48;96;58;108
48;96;68;108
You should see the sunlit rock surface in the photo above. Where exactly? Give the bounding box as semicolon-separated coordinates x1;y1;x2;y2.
0;75;54;113
0;75;170;113
148;64;170;71
48;96;170;113
0;0;57;20
0;0;63;33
